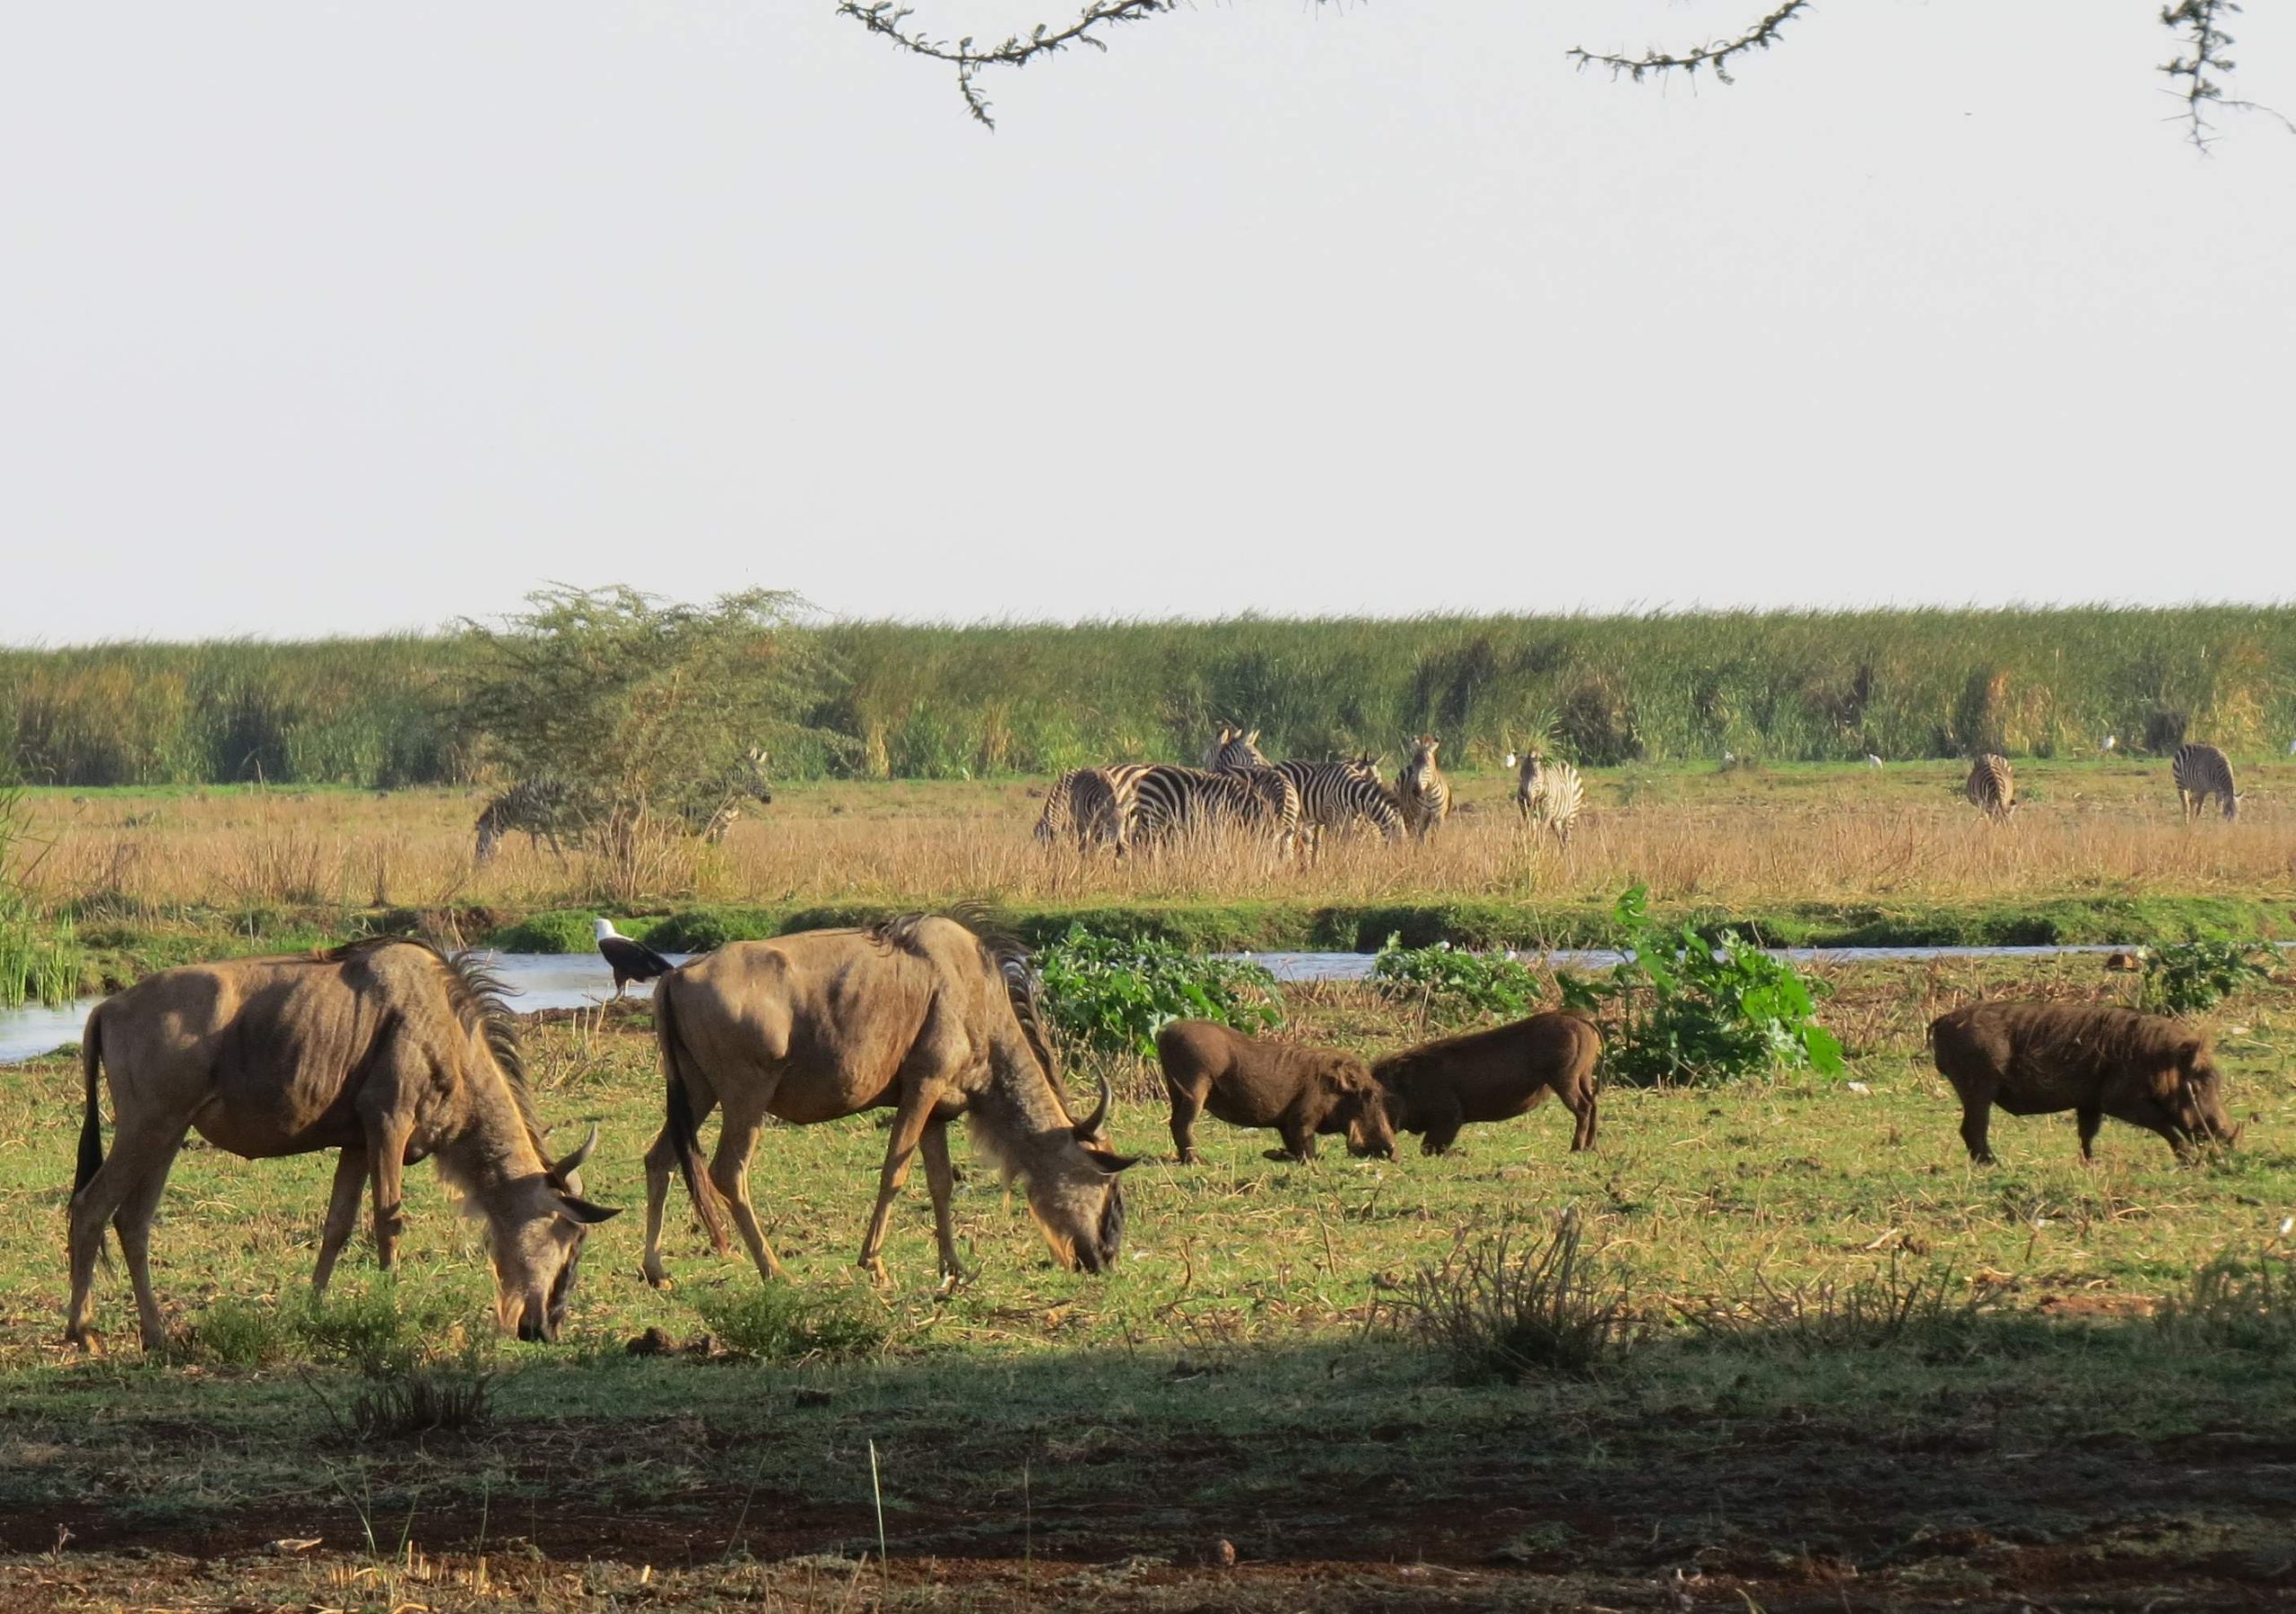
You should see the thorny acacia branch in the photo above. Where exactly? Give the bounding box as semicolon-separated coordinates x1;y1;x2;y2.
2160;0;2294;150
1565;0;1813;87
842;0;2288;149
836;0;1182;129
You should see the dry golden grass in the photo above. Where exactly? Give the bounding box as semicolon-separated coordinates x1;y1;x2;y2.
18;759;2296;915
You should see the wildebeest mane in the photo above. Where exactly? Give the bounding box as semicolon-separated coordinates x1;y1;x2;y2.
324;935;538;1136
864;908;1063;1089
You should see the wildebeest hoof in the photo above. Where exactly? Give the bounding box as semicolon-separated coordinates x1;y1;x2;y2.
864;1258;892;1289
640;1266;674;1291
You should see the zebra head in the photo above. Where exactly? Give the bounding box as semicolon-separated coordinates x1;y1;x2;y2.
1207;726;1268;771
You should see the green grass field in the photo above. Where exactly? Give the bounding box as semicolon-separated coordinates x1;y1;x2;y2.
4;958;2293;1609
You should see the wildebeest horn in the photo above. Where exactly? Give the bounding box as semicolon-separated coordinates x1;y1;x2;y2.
552;1122;599;1179
1074;1075;1112;1141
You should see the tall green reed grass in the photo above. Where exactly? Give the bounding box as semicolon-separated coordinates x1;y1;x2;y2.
8;606;2294;785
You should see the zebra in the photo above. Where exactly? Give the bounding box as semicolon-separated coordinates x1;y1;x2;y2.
474;778;584;863
1396;734;1450;841
1034;765;1148;853
1510;749;1584;846
1127;763;1299;859
2171;742;2239;821
666;747;775;844
1964;753;2016;820
1205;728;1404;850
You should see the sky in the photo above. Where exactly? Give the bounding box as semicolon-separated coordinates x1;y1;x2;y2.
3;1;2292;643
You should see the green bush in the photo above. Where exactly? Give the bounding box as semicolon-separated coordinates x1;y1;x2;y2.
187;1298;295;1367
2154;1251;2296;1352
293;1280;474;1376
693;1285;888;1364
1370;935;1543;1023
1561;886;1843;1086
1036;925;1282;1057
2141;939;2275;1016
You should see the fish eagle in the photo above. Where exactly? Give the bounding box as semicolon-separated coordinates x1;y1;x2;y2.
595;918;675;1000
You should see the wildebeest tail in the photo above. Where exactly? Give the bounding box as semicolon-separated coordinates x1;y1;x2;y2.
653;980;731;1254
74;1007;106;1194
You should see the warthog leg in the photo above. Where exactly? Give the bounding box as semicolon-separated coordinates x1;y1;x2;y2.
919;1119;968;1281
859;1081;945;1286
1959;1093;1996;1164
1570;1092;1599;1152
2077;1106;2104;1162
311;1146;368;1296
1165;1078;1205;1165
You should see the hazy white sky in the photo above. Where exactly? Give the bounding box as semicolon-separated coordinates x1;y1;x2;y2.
3;2;2292;643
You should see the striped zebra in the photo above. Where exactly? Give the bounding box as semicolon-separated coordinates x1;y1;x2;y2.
1127;763;1300;859
1034;765;1151;852
1964;753;2016;820
667;747;775;845
1510;749;1584;846
2171;742;2239;821
1396;734;1450;842
1205;729;1405;847
474;778;583;863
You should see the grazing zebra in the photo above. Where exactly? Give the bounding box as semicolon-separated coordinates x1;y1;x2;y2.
2171;742;2239;821
1034;765;1150;852
1396;735;1450;841
1511;749;1584;846
1205;728;1404;847
669;748;775;844
474;778;583;863
1964;753;2016;820
1127;763;1299;859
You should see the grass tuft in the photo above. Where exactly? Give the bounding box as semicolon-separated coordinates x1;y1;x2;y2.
2154;1249;2296;1352
1378;1210;1633;1382
691;1284;890;1364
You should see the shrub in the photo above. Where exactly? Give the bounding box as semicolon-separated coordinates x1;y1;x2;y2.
693;1285;888;1364
1561;886;1843;1086
1370;935;1543;1024
2154;1250;2296;1352
1677;1255;1996;1355
292;1280;472;1376
350;1348;494;1439
2142;940;2275;1017
187;1298;295;1367
1036;925;1282;1057
1378;1211;1633;1382
488;908;600;954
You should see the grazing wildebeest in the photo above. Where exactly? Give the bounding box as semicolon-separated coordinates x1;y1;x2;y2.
1154;1020;1396;1165
644;915;1136;1289
66;938;617;1352
1929;1001;2239;1164
1372;1012;1602;1155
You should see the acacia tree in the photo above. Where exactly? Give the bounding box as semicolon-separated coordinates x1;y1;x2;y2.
840;0;2288;148
456;586;843;840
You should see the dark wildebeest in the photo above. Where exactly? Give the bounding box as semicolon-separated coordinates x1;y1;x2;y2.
66;938;617;1352
1929;1001;2239;1164
1372;1012;1601;1155
645;915;1135;1289
1154;1020;1397;1165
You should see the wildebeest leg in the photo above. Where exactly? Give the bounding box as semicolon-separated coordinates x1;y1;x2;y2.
366;1118;414;1272
920;1119;967;1281
708;1113;787;1283
66;1113;192;1350
311;1146;369;1296
111;1133;189;1351
859;1082;944;1286
1166;1076;1205;1165
2076;1107;2103;1163
1959;1092;1996;1164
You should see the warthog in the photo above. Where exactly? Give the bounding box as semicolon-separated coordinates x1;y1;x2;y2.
1930;1001;2240;1163
67;938;616;1351
1154;1020;1397;1165
645;914;1136;1288
1372;1012;1601;1155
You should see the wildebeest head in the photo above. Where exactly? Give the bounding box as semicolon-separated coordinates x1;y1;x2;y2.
2158;1038;2240;1152
1022;1078;1137;1273
488;1125;622;1342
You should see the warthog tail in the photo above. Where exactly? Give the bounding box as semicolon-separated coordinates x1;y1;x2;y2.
654;980;731;1254
74;1008;106;1195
